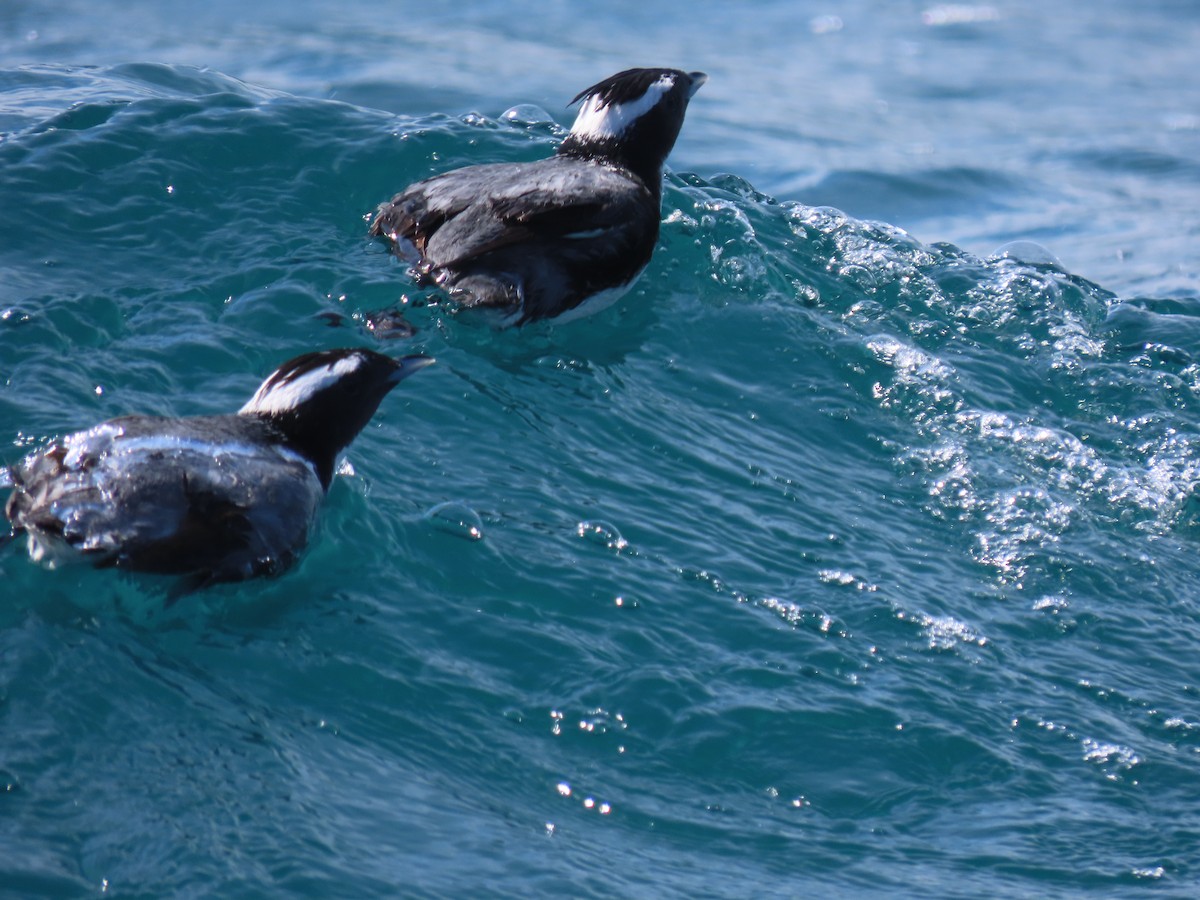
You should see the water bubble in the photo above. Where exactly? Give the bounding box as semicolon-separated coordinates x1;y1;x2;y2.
576;520;627;551
424;502;484;541
361;308;417;339
501;104;555;126
992;241;1062;268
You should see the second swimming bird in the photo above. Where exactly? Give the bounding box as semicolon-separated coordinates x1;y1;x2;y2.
369;67;706;325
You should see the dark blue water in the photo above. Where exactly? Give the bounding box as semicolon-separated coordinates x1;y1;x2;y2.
2;2;1200;897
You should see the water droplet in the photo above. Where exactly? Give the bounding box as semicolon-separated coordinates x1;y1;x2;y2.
424;502;483;541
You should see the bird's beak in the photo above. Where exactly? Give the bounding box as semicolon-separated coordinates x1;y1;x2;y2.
687;72;708;99
392;355;436;383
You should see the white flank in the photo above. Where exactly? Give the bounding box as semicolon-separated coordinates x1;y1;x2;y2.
552;274;643;325
239;354;364;417
569;73;676;142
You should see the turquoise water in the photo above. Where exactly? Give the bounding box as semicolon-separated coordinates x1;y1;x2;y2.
3;3;1200;897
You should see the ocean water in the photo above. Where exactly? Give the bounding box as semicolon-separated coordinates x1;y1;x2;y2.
2;1;1200;897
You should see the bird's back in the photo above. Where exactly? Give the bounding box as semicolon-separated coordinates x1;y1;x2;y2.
370;156;660;321
6;414;323;582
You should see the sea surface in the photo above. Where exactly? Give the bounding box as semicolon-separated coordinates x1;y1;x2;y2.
2;1;1200;897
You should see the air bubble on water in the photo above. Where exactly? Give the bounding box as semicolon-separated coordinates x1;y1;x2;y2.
991;241;1062;269
424;501;484;541
576;520;627;551
760;596;849;636
501;104;555;126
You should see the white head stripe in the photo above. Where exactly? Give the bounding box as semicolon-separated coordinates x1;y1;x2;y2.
569;73;676;142
239;354;363;416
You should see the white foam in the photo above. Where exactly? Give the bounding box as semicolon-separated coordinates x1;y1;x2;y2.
569;73;676;142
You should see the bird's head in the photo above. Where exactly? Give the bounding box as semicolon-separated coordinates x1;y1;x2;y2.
558;67;706;188
240;348;433;488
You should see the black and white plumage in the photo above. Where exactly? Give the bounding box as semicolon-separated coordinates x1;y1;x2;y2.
369;67;707;324
4;349;432;588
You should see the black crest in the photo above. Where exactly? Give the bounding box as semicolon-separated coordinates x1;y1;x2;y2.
570;68;682;109
559;67;706;189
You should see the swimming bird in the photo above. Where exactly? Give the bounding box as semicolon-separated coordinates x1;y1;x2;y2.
369;67;707;324
4;348;432;589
